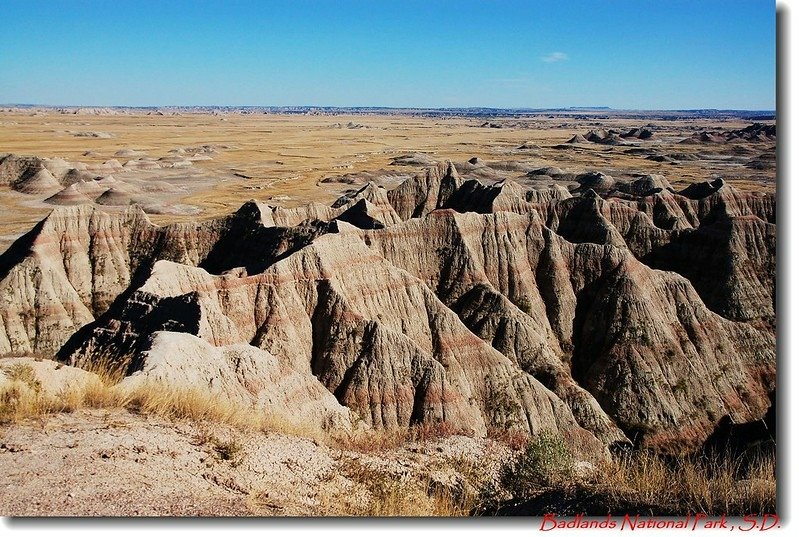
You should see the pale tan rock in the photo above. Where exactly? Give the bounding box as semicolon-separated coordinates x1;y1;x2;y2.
0;356;99;396
44;184;95;206
120;331;353;431
64;239;600;445
387;160;464;219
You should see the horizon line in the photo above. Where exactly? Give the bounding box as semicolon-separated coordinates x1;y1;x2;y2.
0;103;777;114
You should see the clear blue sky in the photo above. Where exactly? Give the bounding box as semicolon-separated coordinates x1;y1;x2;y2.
0;0;776;110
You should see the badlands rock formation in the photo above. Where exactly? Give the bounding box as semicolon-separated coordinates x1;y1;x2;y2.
0;152;205;215
0;160;776;454
682;123;777;144
566;128;652;146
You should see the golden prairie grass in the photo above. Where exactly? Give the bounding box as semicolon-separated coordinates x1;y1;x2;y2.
0;363;73;422
475;432;776;516
0;111;775;253
0;382;61;423
598;449;776;515
0;362;324;441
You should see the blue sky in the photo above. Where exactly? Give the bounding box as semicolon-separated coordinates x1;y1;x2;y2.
0;0;776;110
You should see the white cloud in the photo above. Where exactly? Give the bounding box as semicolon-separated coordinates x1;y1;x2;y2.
542;52;568;63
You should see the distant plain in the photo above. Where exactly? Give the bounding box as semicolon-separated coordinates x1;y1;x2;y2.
0;110;775;249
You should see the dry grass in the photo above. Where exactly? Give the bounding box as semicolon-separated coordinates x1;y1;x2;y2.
330;427;409;453
319;457;478;516
0;365;323;441
331;421;474;453
320;426;500;516
0;366;492;516
487;427;530;450
597;450;777;515
474;433;777;516
0;383;59;423
0;363;83;422
123;383;329;441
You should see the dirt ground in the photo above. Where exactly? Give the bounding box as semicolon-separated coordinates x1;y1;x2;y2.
0;408;511;516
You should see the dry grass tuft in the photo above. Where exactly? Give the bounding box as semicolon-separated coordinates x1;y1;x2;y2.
488;428;530;451
320;457;477;516
598;450;776;515
0;363;324;441
0;362;84;423
3;363;42;390
0;360;777;517
408;421;474;443
479;433;777;516
330;428;409;453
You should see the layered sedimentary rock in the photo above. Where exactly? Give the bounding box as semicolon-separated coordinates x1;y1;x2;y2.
380;163;775;326
0;159;776;454
682;123;776;144
387;161;464;220
0;203;316;354
60;235;598;448
120;331;354;431
346;210;773;450
0;152;211;217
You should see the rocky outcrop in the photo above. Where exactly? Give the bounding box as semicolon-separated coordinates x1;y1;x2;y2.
0;153;211;217
682;123;776;144
0;154;49;186
642;215;776;324
44;184;95;206
1;154;103;195
387;161;464;220
120;331;354;431
0;356;100;397
380;166;775;327
566;129;641;145
12;168;62;195
333;182;403;228
60;234;600;447
566;134;589;144
0;158;777;455
622;127;654;140
0;205;251;354
347;210;774;450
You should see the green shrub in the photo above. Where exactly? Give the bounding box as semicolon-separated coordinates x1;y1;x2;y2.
486;390;521;430
515;297;533;315
501;431;575;496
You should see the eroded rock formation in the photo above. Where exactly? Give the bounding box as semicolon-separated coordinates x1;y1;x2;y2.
0;158;776;455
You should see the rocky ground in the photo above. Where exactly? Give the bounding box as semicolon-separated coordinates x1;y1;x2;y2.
0;407;512;516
